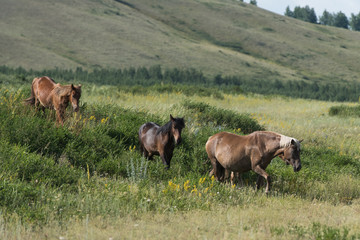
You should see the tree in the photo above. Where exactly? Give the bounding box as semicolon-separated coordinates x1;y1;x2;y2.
350;12;360;31
288;5;317;23
249;0;257;6
285;6;294;17
319;10;334;26
307;6;318;23
333;11;349;29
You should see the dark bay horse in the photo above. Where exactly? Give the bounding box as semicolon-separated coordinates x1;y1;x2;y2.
24;76;82;125
206;131;302;193
139;115;185;169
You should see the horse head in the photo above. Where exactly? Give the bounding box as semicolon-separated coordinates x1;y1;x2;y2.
69;84;82;112
282;139;302;172
170;114;185;145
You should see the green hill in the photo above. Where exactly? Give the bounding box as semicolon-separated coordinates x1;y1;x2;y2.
1;0;360;83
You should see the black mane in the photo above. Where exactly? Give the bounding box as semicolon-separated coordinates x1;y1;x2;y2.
156;117;185;135
156;121;173;135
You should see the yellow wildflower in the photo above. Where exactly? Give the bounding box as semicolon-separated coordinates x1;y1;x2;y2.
199;177;206;185
168;181;179;191
101;117;109;124
184;180;190;191
86;164;90;181
129;145;136;152
191;185;198;194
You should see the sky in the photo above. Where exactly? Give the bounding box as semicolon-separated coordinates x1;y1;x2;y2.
257;0;360;18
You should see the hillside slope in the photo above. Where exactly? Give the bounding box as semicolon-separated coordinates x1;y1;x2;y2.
1;0;360;83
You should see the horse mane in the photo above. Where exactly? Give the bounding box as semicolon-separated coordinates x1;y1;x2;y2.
279;134;301;151
156;121;173;135
53;85;72;97
156;117;185;135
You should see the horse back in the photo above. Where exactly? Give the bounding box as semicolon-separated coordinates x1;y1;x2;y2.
207;132;253;171
139;122;161;152
33;76;57;107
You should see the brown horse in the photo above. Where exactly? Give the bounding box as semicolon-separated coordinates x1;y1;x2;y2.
139;115;185;169
206;131;302;193
24;76;82;125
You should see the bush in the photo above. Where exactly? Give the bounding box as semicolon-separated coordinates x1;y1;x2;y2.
182;100;264;133
329;105;360;117
0;139;82;188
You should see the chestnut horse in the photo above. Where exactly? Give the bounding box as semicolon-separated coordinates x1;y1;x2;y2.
206;131;302;193
24;76;82;125
139;115;185;169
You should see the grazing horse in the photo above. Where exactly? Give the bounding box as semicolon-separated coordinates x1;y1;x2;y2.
138;115;185;169
24;76;82;125
206;131;302;193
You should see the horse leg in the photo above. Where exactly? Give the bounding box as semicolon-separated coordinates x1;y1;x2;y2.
159;150;170;169
253;165;271;193
143;149;153;161
139;144;147;158
256;175;264;189
230;171;235;185
56;109;64;125
34;98;42;112
231;171;243;186
209;167;226;182
224;169;231;184
215;160;225;181
208;168;214;177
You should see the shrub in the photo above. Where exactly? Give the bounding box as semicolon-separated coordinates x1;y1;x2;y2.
182;100;264;133
0;139;82;188
329;105;360;117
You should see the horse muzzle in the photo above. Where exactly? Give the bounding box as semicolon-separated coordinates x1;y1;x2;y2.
176;138;182;145
73;106;80;112
293;164;302;172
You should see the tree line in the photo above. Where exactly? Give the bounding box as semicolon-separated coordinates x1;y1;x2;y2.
285;5;360;30
1;65;360;102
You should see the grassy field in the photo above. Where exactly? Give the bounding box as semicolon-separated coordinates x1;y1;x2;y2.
1;83;360;239
2;0;360;239
85;85;360;157
2;0;360;83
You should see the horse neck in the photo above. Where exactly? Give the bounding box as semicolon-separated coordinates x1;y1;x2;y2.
158;121;175;143
256;131;283;156
272;133;293;157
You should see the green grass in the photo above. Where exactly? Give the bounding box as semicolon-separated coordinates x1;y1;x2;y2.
2;0;360;84
0;86;360;240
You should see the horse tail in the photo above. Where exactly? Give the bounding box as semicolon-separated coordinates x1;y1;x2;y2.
24;82;36;105
138;124;145;154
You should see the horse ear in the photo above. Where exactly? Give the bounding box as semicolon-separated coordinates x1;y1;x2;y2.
71;84;75;90
170;114;175;121
78;84;82;88
299;139;304;143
